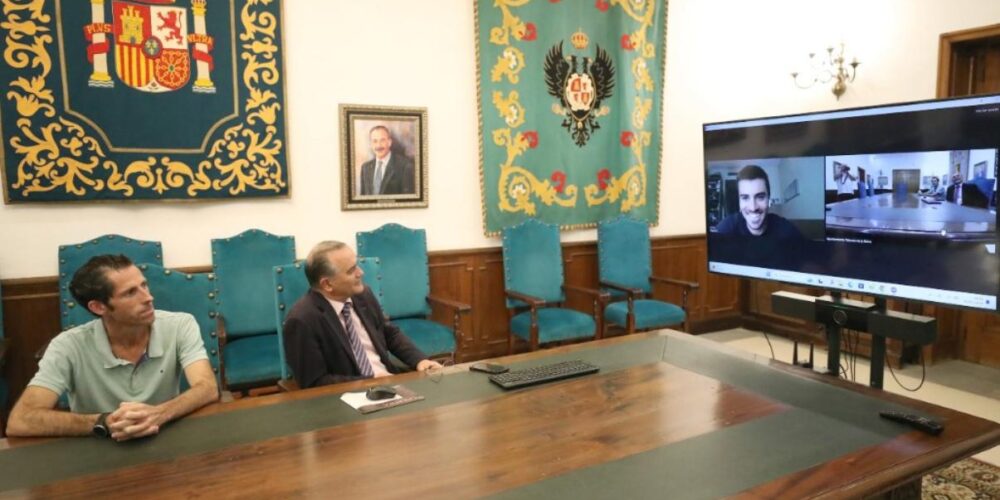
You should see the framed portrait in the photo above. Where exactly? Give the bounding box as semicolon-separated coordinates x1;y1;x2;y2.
340;104;428;210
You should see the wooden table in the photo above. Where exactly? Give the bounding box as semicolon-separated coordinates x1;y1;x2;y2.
1;330;998;499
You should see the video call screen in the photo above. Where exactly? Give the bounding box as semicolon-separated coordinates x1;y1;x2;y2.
703;94;1000;312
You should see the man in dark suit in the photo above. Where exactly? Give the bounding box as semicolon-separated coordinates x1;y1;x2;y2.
946;172;989;208
282;241;440;388
359;126;415;196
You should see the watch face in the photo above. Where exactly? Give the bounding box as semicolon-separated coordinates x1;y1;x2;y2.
92;424;109;438
92;413;110;438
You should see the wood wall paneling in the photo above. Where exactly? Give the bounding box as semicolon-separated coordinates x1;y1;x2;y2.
472;252;513;360
1;278;61;418
960;311;1000;367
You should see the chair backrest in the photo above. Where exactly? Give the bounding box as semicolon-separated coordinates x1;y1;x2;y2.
212;229;296;339
356;224;430;319
59;234;163;330
138;263;222;386
358;257;384;304
501;219;565;308
273;262;309;381
598;216;653;294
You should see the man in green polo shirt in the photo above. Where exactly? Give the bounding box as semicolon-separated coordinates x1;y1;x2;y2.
6;255;218;441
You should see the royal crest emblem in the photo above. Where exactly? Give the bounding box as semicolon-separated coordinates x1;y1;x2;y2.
84;0;216;93
544;31;615;147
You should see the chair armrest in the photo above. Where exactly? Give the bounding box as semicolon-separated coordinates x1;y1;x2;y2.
599;280;644;297
562;284;611;302
505;289;546;307
650;275;700;313
215;315;228;347
215;315;229;390
562;285;610;340
426;295;472;314
650;275;700;290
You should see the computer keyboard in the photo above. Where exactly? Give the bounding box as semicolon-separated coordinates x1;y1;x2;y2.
488;359;600;390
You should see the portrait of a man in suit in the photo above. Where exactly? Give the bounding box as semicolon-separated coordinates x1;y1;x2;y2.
359;125;415;196
341;105;427;210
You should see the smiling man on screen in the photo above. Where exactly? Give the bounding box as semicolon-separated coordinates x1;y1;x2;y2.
715;165;804;240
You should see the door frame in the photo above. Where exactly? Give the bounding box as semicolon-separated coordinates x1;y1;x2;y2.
937;23;1000;98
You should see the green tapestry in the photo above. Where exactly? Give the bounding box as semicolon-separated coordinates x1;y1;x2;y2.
0;0;288;203
477;0;666;234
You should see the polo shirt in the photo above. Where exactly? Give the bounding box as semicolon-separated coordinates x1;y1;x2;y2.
28;310;208;414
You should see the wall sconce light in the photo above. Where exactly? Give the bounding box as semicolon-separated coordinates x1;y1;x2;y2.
791;43;859;100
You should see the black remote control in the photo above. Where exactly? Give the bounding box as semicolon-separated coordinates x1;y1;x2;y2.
878;410;944;436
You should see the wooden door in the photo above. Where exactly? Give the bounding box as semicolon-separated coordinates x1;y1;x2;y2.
891;169;920;193
938;24;1000;97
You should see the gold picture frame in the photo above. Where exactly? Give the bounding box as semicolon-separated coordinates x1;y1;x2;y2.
340;104;428;210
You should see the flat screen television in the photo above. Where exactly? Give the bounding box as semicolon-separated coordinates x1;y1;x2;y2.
703;94;1000;312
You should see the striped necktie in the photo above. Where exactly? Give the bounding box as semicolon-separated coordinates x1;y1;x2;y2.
340;301;374;377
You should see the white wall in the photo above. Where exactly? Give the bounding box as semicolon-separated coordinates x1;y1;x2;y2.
2;0;999;279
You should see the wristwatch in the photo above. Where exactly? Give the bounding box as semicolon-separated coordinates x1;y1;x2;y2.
92;412;110;438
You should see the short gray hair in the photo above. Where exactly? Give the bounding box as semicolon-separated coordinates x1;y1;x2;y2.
305;240;348;287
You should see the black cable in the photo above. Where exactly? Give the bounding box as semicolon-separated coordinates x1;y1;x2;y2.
838;330;849;380
760;331;776;360
886;345;926;392
839;329;854;381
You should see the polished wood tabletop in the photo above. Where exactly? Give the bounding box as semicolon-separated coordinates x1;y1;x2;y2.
1;330;998;499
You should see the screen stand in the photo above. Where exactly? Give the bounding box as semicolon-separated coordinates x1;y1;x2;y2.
772;291;937;390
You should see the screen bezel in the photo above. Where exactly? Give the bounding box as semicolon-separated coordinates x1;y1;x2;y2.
702;93;1000;313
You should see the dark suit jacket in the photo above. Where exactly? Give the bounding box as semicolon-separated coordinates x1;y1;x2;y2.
360;152;415;195
946;183;989;208
283;287;427;388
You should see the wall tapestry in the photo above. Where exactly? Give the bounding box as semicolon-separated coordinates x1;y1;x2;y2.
0;0;289;203
477;0;666;234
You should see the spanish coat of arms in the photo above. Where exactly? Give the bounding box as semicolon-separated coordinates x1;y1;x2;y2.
84;0;216;93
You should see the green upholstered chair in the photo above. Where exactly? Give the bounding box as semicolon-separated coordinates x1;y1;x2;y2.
356;224;471;360
272;258;383;390
58;234;163;330
501;219;608;353
597;216;699;333
212;229;295;391
137;263;222;388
